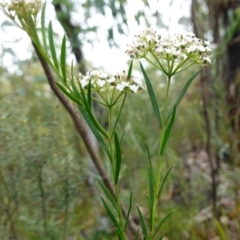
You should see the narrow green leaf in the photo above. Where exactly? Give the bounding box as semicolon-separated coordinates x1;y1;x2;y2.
28;16;42;49
147;195;153;232
60;35;67;83
214;218;227;240
157;165;174;198
96;178;117;210
87;80;92;110
148;166;154;209
101;197;124;240
101;197;119;229
119;131;125;145
166;68;203;122
116;229;125;240
145;142;153;170
145;143;154;231
79;84;108;138
70;76;82;101
40;2;47;51
112;93;127;133
160;105;176;155
48;21;59;70
158;234;165;240
78;106;111;159
153;210;175;238
140;62;162;128
71;61;74;80
56;82;80;105
114;131;122;184
134;229;139;240
127;60;133;79
124;192;133;231
137;206;148;240
77;81;108;137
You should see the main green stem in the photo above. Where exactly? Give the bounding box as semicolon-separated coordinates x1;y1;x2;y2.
150;75;171;239
108;107;126;240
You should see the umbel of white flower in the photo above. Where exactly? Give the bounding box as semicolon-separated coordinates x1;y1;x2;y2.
78;70;143;94
126;29;212;74
0;0;42;18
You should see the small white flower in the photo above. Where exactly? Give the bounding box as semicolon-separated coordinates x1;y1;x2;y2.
186;45;197;53
126;28;161;59
116;82;129;92
97;79;106;88
80;78;89;88
132;77;143;87
107;76;116;84
203;56;211;64
129;84;139;93
197;45;207;53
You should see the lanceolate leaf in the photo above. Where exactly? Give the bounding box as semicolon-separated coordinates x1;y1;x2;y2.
60;35;67;83
56;82;80;105
112;93;127;133
101;197;119;229
96;178;117;210
79;85;108;138
101;197;125;240
148;166;154;210
124;192;133;231
114;131;122;184
78;106;111;159
116;229;125;240
140;62;162;128
159;234;165;240
70;76;82;101
134;229;140;240
166;68;203;123
145;142;153;170
87;81;92;110
160;105;176;155
127;60;133;79
153;210;175;238
145;143;155;200
137;206;148;240
147;195;153;232
157;165;174;198
48;21;59;71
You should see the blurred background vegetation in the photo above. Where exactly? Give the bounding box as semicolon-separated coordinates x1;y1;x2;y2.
0;0;240;239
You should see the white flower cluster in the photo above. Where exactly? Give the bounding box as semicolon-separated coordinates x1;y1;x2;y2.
126;29;161;58
126;29;212;66
78;70;143;94
0;0;42;18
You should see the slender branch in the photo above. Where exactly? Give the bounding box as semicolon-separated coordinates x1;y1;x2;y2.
32;41;140;236
191;0;219;218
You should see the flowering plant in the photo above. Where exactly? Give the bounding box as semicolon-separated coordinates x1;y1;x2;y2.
0;1;211;239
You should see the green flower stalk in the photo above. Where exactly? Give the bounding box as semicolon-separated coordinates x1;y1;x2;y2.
126;28;212;239
63;67;144;240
